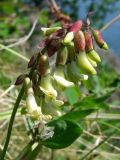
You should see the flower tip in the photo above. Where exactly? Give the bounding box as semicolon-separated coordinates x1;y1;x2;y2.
88;50;101;62
41;27;61;36
102;42;109;50
83;75;89;80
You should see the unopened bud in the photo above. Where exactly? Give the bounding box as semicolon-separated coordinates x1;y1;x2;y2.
87;56;97;67
39;55;51;76
28;54;38;68
56;45;68;65
88;50;101;62
63;32;74;44
102;42;109;50
92;30;109;50
67;42;76;62
41;27;61;36
68;20;83;33
15;74;26;85
47;39;59;57
74;31;86;52
84;31;93;52
77;52;97;75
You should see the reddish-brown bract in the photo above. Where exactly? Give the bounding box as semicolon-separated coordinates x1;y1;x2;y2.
67;20;83;33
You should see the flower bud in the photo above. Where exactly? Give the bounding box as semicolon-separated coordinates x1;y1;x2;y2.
67;20;83;33
24;77;42;120
41;27;61;36
67;42;76;62
87;56;97;67
40;74;57;98
92;30;109;50
74;31;86;52
28;54;38;68
56;45;68;65
77;52;97;75
39;55;51;76
15;74;26;85
47;39;59;57
88;49;101;62
63;32;74;44
53;65;74;88
84;31;93;52
102;42;109;50
63;20;83;44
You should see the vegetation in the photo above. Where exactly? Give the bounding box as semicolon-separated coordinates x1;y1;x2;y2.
0;0;120;160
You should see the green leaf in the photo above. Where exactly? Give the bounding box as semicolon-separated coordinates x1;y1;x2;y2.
59;109;94;121
64;86;80;105
43;120;82;149
74;92;112;110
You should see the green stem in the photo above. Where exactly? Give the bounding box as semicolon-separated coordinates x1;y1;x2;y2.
0;44;29;62
16;141;42;160
0;86;24;160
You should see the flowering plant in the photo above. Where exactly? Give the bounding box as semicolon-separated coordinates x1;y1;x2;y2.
1;1;115;160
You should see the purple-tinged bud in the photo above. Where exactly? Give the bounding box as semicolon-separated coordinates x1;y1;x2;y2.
84;31;93;52
47;39;59;57
74;31;86;52
39;55;51;76
92;30;109;50
15;74;26;85
84;31;101;62
28;54;38;68
67;20;83;33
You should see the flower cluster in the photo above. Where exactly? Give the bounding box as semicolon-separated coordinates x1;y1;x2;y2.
17;20;108;121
